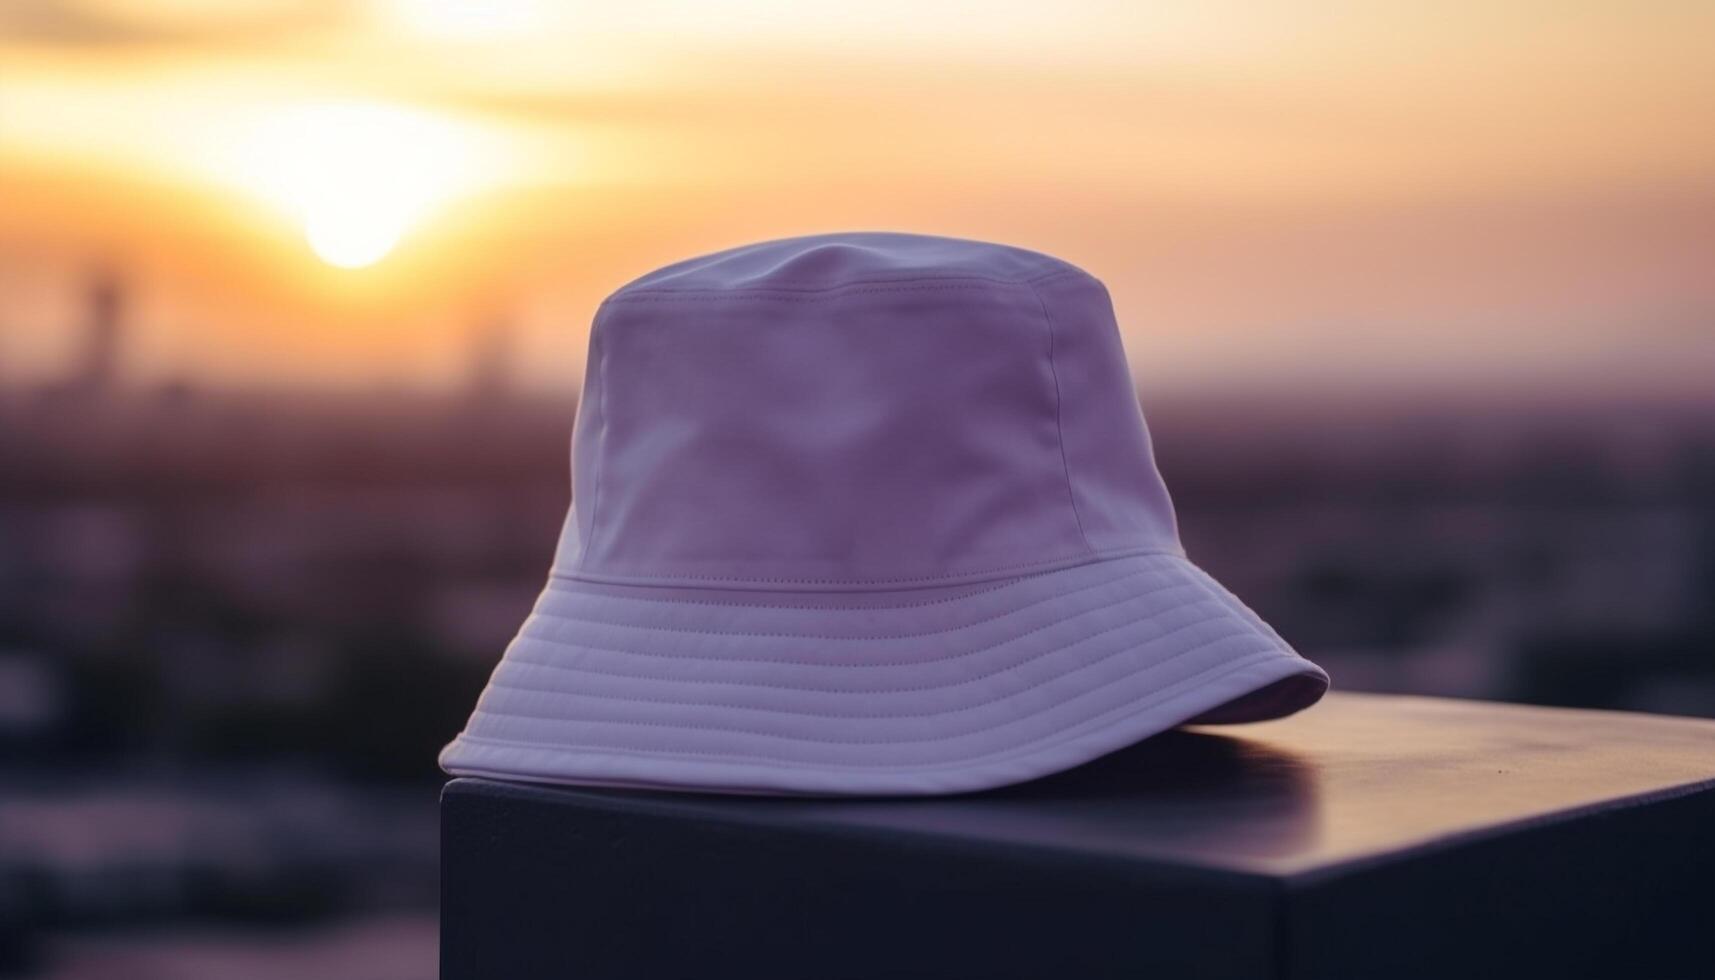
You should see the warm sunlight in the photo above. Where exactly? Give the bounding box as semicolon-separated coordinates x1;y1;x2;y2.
2;0;1712;388
386;0;546;39
231;102;484;269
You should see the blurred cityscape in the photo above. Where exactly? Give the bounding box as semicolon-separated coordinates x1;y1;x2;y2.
1;269;1712;976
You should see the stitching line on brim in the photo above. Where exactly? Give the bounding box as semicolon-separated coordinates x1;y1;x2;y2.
504;590;1232;697
476;626;1264;744
486;605;1255;716
518;576;1198;667
449;650;1296;772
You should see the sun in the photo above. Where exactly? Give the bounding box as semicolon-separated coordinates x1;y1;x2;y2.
231;102;480;269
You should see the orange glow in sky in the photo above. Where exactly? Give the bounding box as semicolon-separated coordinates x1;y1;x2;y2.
0;1;1712;395
224;101;499;269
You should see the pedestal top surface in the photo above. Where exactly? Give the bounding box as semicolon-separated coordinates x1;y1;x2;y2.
448;693;1715;877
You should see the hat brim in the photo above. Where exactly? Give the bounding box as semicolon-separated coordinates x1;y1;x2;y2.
439;552;1328;796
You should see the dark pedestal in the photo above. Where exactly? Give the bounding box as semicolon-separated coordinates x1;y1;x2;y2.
441;693;1715;980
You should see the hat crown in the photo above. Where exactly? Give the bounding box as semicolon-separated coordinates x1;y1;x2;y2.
558;233;1179;588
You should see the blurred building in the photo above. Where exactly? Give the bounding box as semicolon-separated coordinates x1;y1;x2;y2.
0;268;1711;974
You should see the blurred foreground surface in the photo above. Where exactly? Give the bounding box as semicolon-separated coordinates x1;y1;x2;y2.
30;914;435;980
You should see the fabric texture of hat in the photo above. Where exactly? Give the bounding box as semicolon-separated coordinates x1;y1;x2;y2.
440;232;1329;796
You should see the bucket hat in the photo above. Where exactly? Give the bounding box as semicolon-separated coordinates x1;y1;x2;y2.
440;233;1328;796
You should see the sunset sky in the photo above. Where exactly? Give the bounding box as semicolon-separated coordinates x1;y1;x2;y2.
2;0;1712;396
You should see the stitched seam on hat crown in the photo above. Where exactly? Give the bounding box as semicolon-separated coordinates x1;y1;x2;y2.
609;267;1086;300
540;552;1174;612
530;563;1159;641
556;544;1176;589
603;270;1090;304
1030;278;1095;557
544;569;1029;613
578;304;613;571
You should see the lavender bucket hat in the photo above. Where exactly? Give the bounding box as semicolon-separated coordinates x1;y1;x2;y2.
440;233;1329;796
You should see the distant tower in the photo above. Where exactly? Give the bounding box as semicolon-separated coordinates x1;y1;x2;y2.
71;265;125;395
468;315;513;405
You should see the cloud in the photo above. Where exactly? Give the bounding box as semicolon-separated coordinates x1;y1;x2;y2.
0;0;347;48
